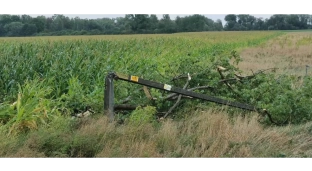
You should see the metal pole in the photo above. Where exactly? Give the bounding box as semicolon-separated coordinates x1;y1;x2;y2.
104;72;115;121
114;72;256;111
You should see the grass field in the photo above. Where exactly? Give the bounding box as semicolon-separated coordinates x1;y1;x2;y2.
281;29;312;32
1;31;312;157
239;32;312;76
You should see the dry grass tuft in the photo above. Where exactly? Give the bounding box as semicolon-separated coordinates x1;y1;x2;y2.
239;32;312;76
2;109;312;157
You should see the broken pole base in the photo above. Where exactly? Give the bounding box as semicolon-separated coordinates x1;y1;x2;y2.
104;72;115;122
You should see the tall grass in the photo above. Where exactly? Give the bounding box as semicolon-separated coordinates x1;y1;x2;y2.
1;109;310;157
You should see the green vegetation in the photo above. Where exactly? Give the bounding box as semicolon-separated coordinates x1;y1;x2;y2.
1;14;312;37
1;31;312;157
0;31;283;132
281;29;312;32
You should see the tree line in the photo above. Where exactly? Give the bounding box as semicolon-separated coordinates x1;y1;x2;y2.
0;14;312;37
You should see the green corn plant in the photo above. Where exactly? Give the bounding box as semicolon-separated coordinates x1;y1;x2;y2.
1;31;298;131
0;78;61;134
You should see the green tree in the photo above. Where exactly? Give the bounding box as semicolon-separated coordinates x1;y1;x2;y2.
32;16;46;32
10;15;21;22
224;14;237;30
131;14;150;33
21;15;32;24
267;15;287;30
97;18;116;33
21;23;37;36
149;14;159;32
158;14;176;33
4;22;24;36
115;16;132;33
286;15;300;29
0;15;12;25
0;24;5;36
298;15;309;29
51;14;63;31
87;19;102;31
214;19;223;31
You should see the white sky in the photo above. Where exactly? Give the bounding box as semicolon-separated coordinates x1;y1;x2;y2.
8;8;272;24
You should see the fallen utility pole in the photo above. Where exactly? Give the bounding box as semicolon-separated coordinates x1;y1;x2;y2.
104;72;257;121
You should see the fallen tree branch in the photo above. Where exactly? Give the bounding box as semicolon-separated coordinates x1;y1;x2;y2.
171;74;188;81
219;78;239;83
163;77;190;118
163;93;183;118
120;96;131;104
258;109;289;126
114;104;138;110
217;66;235;91
216;67;243;99
187;85;214;91
170;95;193;100
257;68;278;74
143;86;156;100
165;85;214;100
235;68;278;80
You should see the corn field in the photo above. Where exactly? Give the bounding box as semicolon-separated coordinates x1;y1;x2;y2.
0;31;284;133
